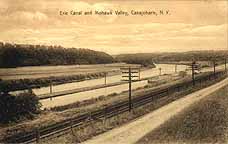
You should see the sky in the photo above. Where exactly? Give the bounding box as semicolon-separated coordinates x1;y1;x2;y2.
0;0;227;54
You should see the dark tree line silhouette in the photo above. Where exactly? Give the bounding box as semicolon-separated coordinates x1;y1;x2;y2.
115;50;228;64
0;42;115;68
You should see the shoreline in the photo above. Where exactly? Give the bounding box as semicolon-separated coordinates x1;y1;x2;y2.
2;64;150;93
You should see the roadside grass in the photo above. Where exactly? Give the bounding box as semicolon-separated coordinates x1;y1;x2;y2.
41;75;227;144
136;85;228;144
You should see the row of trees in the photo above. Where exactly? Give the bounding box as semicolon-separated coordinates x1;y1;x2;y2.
115;50;228;64
0;43;115;68
115;54;156;67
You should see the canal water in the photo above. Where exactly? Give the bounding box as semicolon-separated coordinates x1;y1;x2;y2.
39;64;188;108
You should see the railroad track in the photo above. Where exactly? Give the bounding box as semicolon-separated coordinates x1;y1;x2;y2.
4;71;227;143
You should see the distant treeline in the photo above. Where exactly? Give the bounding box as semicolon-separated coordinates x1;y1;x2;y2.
115;51;228;64
115;54;155;67
0;42;115;68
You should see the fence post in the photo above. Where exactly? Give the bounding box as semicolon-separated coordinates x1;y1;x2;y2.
103;105;107;129
70;119;76;136
36;127;40;143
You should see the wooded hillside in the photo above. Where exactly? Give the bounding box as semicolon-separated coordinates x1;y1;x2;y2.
0;42;115;68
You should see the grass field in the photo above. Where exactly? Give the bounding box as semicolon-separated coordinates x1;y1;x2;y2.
136;85;228;144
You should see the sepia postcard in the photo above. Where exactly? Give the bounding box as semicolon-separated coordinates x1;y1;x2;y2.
0;0;228;143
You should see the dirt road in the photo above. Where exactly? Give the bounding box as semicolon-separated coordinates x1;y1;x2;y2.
83;77;228;144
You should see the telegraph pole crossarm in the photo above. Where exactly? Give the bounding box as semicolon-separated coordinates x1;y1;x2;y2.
121;66;140;112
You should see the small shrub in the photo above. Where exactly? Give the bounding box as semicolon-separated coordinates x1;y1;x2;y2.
0;91;41;123
108;93;118;97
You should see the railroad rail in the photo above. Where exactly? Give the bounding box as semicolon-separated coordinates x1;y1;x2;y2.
4;70;227;143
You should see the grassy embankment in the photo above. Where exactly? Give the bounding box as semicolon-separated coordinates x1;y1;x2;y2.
39;73;226;143
136;85;228;144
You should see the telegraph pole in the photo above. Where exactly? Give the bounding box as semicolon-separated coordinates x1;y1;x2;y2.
138;68;141;80
159;68;162;76
128;67;132;112
213;60;216;77
225;59;227;73
104;72;107;85
50;81;53;100
50;81;53;94
121;67;140;112
192;61;195;86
